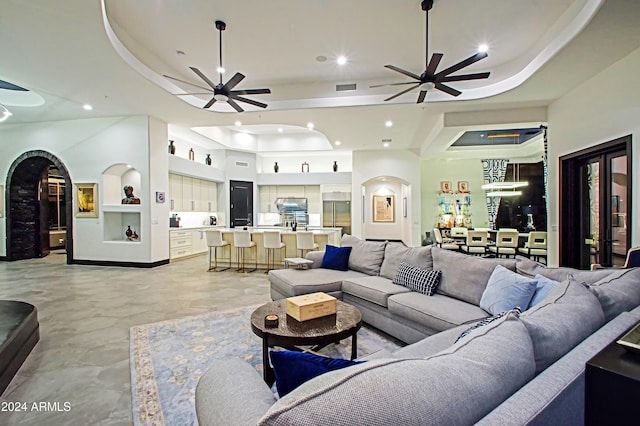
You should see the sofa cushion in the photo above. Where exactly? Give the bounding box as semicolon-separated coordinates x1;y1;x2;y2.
390;322;472;359
270;350;363;397
587;267;640;322
529;274;560;308
268;268;368;298
456;308;522;343
388;292;488;332
259;311;535;426
340;235;387;276
520;278;605;374
432;247;517;305
379;244;433;280
320;245;351;271
516;256;614;284
392;262;441;296
480;265;537;315
342;276;411;308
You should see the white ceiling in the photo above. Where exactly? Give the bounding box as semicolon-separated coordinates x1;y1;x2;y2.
2;0;640;159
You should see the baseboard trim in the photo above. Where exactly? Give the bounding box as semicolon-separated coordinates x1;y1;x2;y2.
0;256;7;261
71;258;170;268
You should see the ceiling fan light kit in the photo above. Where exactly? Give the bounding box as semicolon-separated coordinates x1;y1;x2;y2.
164;20;271;112
372;0;490;102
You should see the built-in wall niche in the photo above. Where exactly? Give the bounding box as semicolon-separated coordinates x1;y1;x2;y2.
104;211;141;242
102;164;142;205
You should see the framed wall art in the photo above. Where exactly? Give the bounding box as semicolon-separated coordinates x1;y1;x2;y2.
457;181;469;193
373;195;395;223
440;181;452;193
76;183;98;217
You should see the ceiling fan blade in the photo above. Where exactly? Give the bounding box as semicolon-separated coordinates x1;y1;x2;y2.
233;95;268;109
224;72;245;91
226;98;244;112
163;75;213;92
439;72;491;82
434;52;488;79
384;65;421;81
435;82;462;97
425;53;443;77
176;93;216;96
203;97;217;109
417;90;428;103
231;88;271;95
384;83;421;101
370;82;419;88
189;67;218;90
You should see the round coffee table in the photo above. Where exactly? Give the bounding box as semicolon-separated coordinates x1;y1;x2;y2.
251;299;362;385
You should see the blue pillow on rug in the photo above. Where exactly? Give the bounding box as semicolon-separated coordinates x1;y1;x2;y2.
480;265;538;315
270;350;363;397
321;245;352;271
528;274;560;308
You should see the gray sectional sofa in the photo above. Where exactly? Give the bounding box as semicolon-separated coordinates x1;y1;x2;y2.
196;236;640;425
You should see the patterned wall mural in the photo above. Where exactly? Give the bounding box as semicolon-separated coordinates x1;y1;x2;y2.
481;159;508;229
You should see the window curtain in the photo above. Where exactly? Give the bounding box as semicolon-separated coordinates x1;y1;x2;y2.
482;159;508;230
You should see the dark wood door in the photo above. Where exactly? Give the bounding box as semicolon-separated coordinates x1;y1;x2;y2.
230;180;253;228
38;168;50;257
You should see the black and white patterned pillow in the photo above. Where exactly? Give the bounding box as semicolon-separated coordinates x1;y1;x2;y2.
392;262;441;296
455;307;522;343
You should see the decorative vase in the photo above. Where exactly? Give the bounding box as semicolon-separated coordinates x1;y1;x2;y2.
525;213;536;232
205;154;212;166
168;140;176;155
333;161;338;172
125;226;133;240
274;162;279;173
188;148;195;161
301;162;309;173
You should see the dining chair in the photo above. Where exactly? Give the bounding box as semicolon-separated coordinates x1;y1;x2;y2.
233;230;257;272
518;231;548;263
591;246;640;270
433;228;459;250
263;231;286;273
296;231;318;258
488;230;519;258
450;227;468;243
205;230;230;271
460;230;488;256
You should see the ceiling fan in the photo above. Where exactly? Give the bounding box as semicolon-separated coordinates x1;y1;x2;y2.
164;20;271;112
371;0;490;103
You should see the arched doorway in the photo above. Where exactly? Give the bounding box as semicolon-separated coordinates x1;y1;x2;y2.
6;150;73;263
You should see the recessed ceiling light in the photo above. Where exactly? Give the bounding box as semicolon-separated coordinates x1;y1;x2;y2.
335;141;341;146
478;44;489;53
126;164;132;168
216;66;225;74
385;120;393;127
176;50;186;56
278;127;283;133
337;56;347;65
307;122;314;130
234;120;242;126
316;55;327;63
383;142;390;148
82;104;93;111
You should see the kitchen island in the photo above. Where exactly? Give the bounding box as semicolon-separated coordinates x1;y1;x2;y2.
169;226;341;266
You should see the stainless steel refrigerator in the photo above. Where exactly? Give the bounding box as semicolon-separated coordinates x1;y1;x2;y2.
322;192;351;235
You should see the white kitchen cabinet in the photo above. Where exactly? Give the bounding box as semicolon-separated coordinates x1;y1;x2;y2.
169;174;183;211
191;229;209;254
182;176;194;211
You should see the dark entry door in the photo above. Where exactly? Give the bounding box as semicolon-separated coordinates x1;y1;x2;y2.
560;136;632;269
230;180;253;228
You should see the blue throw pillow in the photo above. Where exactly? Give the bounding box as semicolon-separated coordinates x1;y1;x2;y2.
528;274;560;308
321;245;352;271
269;350;363;397
480;265;538;315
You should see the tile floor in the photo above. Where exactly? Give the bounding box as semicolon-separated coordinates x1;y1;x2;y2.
0;251;271;425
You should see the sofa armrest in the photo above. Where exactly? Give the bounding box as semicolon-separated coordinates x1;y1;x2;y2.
196;359;276;426
305;250;325;269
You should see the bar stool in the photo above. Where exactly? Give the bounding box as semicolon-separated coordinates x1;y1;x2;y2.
233;230;257;272
205;230;230;271
460;230;488;256
296;231;318;258
518;231;548;264
263;230;285;273
433;228;458;250
488;230;519;258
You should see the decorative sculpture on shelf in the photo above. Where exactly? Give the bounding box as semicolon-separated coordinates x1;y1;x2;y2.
333;161;338;172
205;154;212;166
122;185;141;204
189;148;195;161
168;140;176;154
274;162;279;173
301;162;309;173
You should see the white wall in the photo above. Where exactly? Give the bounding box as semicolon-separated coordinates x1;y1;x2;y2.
352;150;421;246
420;158;489;234
0;115;170;263
257;152;353;174
547;46;640;265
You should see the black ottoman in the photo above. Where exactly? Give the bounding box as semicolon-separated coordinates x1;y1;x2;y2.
0;301;40;395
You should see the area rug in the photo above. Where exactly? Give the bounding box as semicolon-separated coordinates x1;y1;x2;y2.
130;305;402;426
